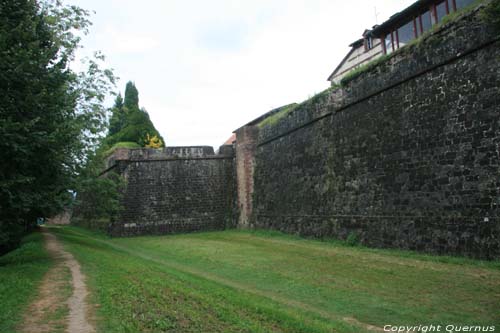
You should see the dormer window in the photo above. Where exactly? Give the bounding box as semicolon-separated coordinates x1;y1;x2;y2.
364;37;373;51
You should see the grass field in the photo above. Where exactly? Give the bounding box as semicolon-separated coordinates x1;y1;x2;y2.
0;232;54;332
47;226;500;333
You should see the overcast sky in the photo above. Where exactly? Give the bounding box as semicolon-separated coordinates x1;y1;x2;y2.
68;0;415;148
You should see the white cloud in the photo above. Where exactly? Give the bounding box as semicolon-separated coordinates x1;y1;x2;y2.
97;26;160;54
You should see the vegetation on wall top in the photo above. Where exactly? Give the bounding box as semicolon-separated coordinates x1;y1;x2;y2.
258;85;339;129
481;0;500;32
105;81;164;149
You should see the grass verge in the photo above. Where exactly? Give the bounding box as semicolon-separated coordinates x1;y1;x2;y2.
0;231;53;332
52;226;500;333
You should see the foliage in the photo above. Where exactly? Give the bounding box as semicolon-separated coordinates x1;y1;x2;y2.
103;141;141;156
340;54;391;86
123;81;139;110
257;104;297;128
72;151;125;231
481;0;500;32
108;94;125;137
345;232;360;246
305;85;339;106
74;81;165;231
105;82;164;148
0;0;115;254
52;226;500;332
0;232;52;332
258;85;340;129
144;134;163;148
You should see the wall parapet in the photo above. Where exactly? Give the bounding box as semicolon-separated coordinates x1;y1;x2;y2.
106;146;233;167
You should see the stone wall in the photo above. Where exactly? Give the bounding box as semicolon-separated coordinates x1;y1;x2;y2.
237;7;500;259
99;5;499;259
106;146;235;237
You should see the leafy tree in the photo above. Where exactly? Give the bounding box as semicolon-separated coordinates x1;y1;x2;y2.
105;81;164;148
72;150;125;231
0;0;115;254
108;94;126;136
73;81;166;233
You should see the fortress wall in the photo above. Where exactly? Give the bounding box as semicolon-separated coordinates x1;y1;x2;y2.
106;146;235;237
241;8;500;259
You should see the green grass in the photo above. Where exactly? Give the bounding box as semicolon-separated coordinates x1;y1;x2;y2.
0;231;53;332
257;104;298;128
258;86;339;129
104;141;141;156
340;54;391;86
51;226;500;333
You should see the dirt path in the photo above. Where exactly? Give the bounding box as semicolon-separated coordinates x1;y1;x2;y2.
19;229;95;333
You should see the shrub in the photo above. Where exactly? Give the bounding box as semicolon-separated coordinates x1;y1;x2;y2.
346;232;360;246
72;172;125;231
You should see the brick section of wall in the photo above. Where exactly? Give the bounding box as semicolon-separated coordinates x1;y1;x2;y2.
245;8;500;259
106;146;235;237
234;126;259;227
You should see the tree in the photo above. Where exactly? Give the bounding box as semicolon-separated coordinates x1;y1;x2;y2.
104;81;164;148
123;81;139;110
0;0;115;254
72;150;125;231
108;94;126;136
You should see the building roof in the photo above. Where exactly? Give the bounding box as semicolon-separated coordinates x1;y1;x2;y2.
222;133;236;145
327;46;359;82
327;0;434;82
371;0;436;36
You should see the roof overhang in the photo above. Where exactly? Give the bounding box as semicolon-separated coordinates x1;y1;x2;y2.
371;0;436;37
327;45;358;82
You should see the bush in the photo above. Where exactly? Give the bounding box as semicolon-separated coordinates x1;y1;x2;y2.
72;172;125;231
0;222;26;256
346;232;360;246
104;141;141;156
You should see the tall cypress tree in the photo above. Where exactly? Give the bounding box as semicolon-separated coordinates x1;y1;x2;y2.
123;82;139;110
105;81;164;147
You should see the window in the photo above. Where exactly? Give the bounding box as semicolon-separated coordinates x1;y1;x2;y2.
436;1;448;22
420;10;433;33
385;34;393;54
397;20;415;47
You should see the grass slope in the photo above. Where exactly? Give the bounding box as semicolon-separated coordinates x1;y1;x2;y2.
0;231;53;332
52;227;500;333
